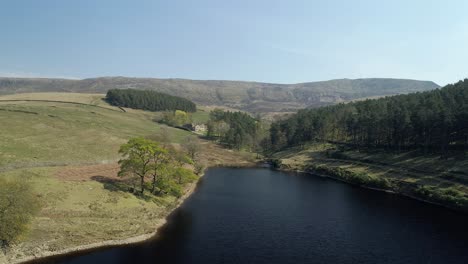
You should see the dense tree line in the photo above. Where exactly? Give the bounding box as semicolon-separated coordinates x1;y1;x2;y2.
269;79;468;156
207;109;263;150
106;89;197;112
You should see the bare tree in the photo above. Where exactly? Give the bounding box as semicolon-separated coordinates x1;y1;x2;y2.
182;135;201;160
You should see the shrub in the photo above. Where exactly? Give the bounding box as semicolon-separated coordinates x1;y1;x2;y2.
306;164;392;189
194;162;206;175
0;178;40;249
416;186;468;209
156;178;183;198
270;159;282;169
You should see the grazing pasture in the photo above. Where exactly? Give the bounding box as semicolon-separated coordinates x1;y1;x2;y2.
0;93;254;263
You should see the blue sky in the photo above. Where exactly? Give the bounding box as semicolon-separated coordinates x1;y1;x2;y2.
1;0;467;85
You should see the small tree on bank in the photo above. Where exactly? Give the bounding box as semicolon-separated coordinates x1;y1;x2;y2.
182;135;201;160
0;179;39;250
118;137;197;196
149;146;169;194
118;137;160;195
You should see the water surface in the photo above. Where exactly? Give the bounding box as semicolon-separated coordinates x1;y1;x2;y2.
34;168;468;264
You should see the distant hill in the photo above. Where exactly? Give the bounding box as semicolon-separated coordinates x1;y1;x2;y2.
0;77;439;113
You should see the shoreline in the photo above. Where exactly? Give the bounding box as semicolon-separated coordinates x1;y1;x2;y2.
10;161;463;263
6;170;204;264
7;162;260;264
277;166;466;214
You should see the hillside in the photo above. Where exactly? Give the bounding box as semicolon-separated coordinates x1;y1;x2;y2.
268;79;468;212
269;79;468;155
273;143;468;212
0;77;439;113
0;93;255;263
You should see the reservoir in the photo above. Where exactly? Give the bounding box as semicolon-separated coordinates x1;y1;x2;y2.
33;168;468;264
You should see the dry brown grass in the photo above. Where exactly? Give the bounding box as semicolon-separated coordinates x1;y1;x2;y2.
197;140;257;167
0;92;110;107
55;164;120;182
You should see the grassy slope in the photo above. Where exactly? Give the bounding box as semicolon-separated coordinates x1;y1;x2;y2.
191;108;210;124
273;143;468;211
0;92;111;106
0;93;254;262
1;167;175;253
0;97;188;169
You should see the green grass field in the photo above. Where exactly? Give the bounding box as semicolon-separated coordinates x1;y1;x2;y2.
0;94;188;261
0;96;190;169
0;93;254;263
0;167;175;253
191;108;210;123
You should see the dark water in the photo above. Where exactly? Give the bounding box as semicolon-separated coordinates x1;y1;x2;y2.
34;168;468;264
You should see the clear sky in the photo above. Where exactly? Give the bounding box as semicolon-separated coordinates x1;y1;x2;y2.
1;0;467;85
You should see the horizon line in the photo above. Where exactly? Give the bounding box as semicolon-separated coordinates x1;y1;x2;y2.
0;75;442;87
